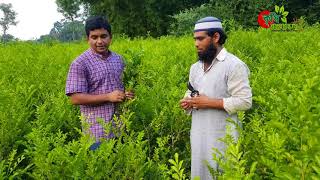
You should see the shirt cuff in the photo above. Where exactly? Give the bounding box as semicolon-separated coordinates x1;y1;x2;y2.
223;97;236;115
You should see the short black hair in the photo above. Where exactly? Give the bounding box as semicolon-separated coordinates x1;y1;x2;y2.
207;30;227;45
85;16;111;37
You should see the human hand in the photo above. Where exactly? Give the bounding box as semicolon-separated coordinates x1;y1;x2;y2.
125;90;135;100
189;94;210;109
107;90;125;102
180;97;192;110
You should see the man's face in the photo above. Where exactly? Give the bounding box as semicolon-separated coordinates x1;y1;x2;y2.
87;28;111;55
194;31;217;64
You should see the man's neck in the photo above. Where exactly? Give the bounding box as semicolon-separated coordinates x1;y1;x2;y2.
91;48;110;58
100;50;110;58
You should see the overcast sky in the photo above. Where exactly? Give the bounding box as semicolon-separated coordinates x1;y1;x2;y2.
0;0;64;40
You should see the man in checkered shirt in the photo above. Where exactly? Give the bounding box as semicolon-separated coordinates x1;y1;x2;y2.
65;16;134;149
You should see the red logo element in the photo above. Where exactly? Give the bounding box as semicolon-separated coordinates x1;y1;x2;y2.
258;10;274;28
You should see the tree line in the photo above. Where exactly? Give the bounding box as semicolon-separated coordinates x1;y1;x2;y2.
1;0;319;42
51;0;320;39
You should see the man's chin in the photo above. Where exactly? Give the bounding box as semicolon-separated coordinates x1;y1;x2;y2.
97;47;106;50
197;55;207;61
96;48;107;54
197;52;203;57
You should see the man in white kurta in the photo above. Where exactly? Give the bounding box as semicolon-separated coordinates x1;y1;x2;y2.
180;17;252;180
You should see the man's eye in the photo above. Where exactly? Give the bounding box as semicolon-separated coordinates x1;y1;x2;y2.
91;36;97;39
101;35;109;39
194;37;205;41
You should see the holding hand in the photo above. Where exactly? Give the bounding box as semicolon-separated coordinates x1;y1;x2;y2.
180;97;192;110
125;90;135;100
189;94;210;109
107;90;125;102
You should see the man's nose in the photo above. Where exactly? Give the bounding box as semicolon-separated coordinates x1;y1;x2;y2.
195;40;199;48
97;37;102;43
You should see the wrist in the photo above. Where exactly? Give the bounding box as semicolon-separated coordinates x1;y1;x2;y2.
206;98;217;109
208;98;223;109
206;98;212;108
104;93;111;102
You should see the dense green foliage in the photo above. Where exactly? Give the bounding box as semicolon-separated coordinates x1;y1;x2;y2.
85;0;209;37
55;0;320;38
169;0;320;35
1;27;320;179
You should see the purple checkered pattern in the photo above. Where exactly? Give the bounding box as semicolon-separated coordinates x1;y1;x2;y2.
66;48;125;141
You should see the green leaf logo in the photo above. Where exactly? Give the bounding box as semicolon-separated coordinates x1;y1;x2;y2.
274;5;289;23
280;6;284;13
281;17;287;23
275;5;280;13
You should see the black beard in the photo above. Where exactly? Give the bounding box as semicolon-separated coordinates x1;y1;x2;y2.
198;43;217;64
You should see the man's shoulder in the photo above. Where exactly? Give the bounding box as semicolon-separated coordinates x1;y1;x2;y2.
72;49;91;64
110;51;124;62
224;50;250;75
72;50;89;63
189;61;202;75
110;51;122;58
190;61;201;69
109;51;125;67
224;50;247;67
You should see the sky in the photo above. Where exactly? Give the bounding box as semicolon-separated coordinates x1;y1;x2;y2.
0;0;64;40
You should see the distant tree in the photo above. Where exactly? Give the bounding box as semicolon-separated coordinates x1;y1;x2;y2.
55;0;209;37
55;0;319;37
50;21;63;39
0;3;18;42
56;0;89;40
0;34;16;42
37;34;57;43
56;0;82;21
49;20;85;42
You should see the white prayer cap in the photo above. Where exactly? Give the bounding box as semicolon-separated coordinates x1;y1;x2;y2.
194;16;223;32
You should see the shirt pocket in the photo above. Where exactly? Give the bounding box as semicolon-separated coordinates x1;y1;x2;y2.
89;69;107;90
107;62;124;90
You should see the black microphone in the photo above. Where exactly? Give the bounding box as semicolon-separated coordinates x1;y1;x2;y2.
187;82;199;97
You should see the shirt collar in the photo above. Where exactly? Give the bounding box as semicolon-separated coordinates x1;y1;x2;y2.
216;47;227;62
89;48;112;60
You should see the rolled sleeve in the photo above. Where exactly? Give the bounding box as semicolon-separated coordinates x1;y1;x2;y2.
223;63;252;115
65;62;88;96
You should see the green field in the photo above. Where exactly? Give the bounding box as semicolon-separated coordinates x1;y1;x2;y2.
1;27;320;179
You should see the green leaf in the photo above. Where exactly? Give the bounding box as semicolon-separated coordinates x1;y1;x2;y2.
282;11;289;17
168;159;177;166
178;160;183;169
281;17;287;23
172;166;179;174
280;6;284;13
193;177;201;180
172;174;179;180
275;5;280;13
250;162;258;173
174;153;179;162
312;166;320;174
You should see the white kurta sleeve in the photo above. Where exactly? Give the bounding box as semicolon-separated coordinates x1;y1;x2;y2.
223;63;252;115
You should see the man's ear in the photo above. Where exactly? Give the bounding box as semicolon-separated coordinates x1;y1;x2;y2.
213;32;220;44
